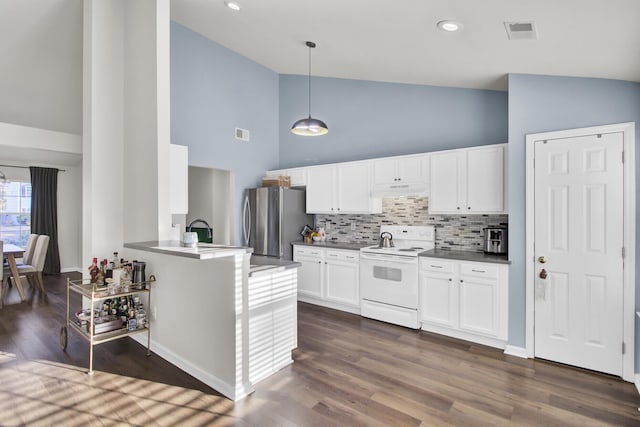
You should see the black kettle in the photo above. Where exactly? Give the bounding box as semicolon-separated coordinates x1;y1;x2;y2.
379;232;394;248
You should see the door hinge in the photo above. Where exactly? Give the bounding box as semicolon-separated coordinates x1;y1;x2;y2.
622;247;626;259
622;342;626;354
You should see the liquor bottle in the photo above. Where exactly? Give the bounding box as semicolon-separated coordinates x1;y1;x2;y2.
95;260;105;285
113;252;120;269
88;257;99;283
105;259;113;281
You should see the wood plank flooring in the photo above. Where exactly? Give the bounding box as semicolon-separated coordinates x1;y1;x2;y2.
0;272;638;426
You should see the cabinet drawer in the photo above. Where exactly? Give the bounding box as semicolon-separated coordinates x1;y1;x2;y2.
293;246;323;258
459;263;498;279
326;249;359;262
420;258;454;274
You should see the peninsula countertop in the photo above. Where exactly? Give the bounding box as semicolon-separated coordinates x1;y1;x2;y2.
249;255;301;277
124;241;252;260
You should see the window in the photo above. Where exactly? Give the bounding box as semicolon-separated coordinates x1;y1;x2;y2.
0;181;31;247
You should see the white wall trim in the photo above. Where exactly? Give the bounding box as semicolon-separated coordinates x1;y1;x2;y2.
635;374;640;396
525;122;635;382
131;334;253;401
421;322;507;350
504;345;528;359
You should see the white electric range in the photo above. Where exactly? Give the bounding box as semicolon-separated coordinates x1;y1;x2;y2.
360;225;435;329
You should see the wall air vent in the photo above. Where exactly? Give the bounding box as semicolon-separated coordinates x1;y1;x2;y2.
235;127;250;141
504;21;538;40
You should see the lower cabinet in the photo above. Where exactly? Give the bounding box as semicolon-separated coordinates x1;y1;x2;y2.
419;257;508;349
293;245;360;314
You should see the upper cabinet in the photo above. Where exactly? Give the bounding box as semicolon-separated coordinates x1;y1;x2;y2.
169;144;188;214
373;155;428;185
430;144;506;214
306;162;381;214
266;168;307;187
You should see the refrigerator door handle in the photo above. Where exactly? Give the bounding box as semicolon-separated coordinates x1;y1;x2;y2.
243;194;251;245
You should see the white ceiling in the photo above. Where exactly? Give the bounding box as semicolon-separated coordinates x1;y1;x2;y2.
171;0;640;91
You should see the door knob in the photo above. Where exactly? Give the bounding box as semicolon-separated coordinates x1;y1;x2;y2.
539;269;548;280
537;256;547;264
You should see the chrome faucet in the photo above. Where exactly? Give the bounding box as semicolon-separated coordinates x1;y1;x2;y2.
187;219;212;239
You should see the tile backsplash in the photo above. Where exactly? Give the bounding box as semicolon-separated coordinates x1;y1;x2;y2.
315;197;508;252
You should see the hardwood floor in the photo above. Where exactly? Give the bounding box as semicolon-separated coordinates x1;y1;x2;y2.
0;272;638;426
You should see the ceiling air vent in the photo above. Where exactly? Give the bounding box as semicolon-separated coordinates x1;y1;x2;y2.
235;127;250;142
504;21;537;40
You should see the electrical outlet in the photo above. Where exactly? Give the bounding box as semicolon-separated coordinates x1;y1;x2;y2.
351;222;357;231
325;221;331;231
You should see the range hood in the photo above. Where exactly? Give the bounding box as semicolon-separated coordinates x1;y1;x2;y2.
371;182;429;198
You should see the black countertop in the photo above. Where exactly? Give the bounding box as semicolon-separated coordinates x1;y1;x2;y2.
420;248;510;264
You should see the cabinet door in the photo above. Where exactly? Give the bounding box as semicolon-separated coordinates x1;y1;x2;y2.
372;158;397;185
295;256;324;299
419;272;457;328
325;259;359;307
458;276;500;337
287;168;307;187
397;156;426;183
169;144;188;214
430;151;461;213
466;146;504;213
337;163;372;213
306;166;335;213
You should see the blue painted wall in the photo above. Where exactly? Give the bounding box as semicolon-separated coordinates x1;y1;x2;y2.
279;75;508;167
508;74;640;365
171;22;280;244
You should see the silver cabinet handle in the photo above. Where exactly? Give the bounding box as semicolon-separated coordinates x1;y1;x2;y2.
471;269;485;273
430;265;443;268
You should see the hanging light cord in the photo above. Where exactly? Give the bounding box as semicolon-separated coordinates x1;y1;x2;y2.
307;42;312;117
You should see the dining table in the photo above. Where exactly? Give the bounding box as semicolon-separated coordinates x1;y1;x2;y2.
2;242;27;302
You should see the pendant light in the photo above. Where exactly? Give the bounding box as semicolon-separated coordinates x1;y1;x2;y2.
291;41;328;136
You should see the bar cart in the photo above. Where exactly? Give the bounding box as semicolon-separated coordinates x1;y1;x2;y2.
60;276;155;374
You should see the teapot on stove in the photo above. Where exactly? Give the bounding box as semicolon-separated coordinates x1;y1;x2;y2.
379;232;394;248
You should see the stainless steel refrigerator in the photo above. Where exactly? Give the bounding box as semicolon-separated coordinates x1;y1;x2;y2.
243;187;313;260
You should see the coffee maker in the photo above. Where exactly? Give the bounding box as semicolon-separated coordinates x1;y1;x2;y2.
483;227;507;254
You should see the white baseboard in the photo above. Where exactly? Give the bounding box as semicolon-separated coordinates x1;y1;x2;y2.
60;267;81;273
504;345;529;359
297;295;360;315
421;322;507;350
635;374;640;395
131;334;252;401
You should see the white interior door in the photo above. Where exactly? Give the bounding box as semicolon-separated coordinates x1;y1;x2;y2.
534;132;624;375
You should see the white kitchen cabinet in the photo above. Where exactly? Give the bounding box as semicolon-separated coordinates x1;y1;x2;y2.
325;249;360;307
373;155;428;185
429;144;505;214
306;163;381;214
293;245;360;313
419;259;456;329
294;246;324;299
169;144;188;214
419;257;508;349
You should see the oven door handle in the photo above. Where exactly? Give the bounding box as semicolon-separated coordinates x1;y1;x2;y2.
360;253;417;264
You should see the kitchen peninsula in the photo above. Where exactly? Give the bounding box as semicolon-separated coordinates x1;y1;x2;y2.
123;241;299;400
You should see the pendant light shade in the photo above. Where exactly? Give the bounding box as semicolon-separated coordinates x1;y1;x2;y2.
291;41;328;136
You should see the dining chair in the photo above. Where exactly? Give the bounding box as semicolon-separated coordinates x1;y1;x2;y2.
3;235;50;294
18;234;38;266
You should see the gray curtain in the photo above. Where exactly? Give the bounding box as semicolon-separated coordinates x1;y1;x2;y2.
30;167;61;274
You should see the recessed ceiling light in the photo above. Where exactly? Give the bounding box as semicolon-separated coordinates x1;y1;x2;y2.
437;20;463;32
224;1;241;11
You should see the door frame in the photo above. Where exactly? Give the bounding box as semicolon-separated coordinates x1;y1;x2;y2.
525;122;635;382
